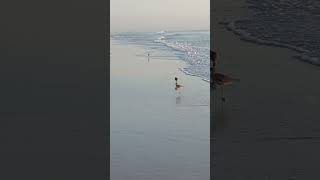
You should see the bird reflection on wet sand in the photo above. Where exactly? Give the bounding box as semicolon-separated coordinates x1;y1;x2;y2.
176;96;182;105
212;107;228;134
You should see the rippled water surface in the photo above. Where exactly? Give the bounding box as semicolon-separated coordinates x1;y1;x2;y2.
112;31;210;80
227;0;320;65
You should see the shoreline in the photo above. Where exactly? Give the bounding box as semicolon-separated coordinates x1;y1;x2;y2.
111;30;210;83
223;20;320;66
212;0;320;179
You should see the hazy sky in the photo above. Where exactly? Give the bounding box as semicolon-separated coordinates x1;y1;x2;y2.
111;0;210;32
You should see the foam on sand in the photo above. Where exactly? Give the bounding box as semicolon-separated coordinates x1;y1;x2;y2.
222;0;320;66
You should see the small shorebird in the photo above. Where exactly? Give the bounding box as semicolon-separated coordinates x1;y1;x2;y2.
211;50;240;102
175;77;183;90
214;73;239;102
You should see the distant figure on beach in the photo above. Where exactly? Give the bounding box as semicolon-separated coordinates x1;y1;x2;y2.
175;77;183;91
211;50;239;102
147;53;150;62
210;50;217;88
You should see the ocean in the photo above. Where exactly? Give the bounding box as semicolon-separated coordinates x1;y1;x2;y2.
111;30;210;81
226;0;320;65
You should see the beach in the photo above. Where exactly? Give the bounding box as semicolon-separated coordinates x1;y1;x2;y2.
111;41;210;179
212;0;320;179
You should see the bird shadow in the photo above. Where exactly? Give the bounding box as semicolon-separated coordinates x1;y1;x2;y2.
176;95;182;105
212;102;228;135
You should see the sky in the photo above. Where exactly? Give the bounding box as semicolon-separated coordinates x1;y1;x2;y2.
111;0;210;32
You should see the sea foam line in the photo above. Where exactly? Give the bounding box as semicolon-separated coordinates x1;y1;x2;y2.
223;20;320;66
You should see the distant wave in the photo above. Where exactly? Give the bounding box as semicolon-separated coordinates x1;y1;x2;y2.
154;33;210;81
224;20;320;66
154;39;187;52
156;30;166;34
223;0;320;66
112;31;210;81
157;36;166;40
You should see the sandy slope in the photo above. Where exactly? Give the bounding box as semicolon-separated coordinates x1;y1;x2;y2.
212;0;320;179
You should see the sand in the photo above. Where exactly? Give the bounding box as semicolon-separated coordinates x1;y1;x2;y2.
212;0;320;179
110;41;210;180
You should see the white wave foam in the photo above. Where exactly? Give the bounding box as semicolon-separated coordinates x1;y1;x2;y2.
156;30;166;34
229;0;320;67
157;36;166;40
114;31;210;82
226;20;320;66
296;54;320;66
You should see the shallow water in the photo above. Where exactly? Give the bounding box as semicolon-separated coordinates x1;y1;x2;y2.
226;0;320;65
110;43;210;180
111;30;210;81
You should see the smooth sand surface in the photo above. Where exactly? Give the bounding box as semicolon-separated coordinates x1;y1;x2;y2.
111;42;209;180
212;0;320;179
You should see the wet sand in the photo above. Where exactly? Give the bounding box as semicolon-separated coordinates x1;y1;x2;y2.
111;41;210;180
212;0;320;179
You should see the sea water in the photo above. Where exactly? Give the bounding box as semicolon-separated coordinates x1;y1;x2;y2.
225;0;320;65
111;30;210;81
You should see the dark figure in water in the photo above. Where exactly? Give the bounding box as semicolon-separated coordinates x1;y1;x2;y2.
210;50;217;89
175;77;183;90
210;50;240;102
210;50;216;67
